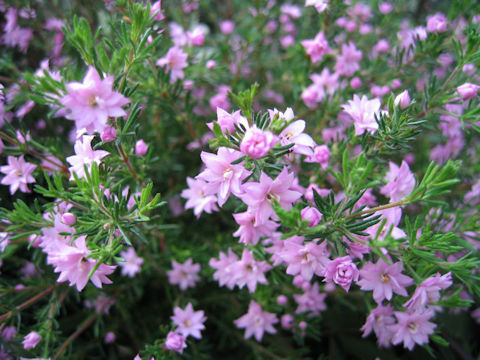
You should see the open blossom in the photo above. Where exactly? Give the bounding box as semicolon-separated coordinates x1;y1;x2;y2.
323;256;359;291
207;108;244;134
231;249;272;293
358;259;414;303
22;331;41;349
240;125;278;159
301;31;331;63
234;301;278;342
305;0;328;13
181;177;219;218
197;147;251;206
1;155;37;194
171;303;206;339
150;1;165;21
390;310;436;350
209;248;239;289
426;13;447;33
361;304;395;347
240;167;302;225
342;95;381;136
380;161;415;202
293;282;327;315
118;247;144;278
187;25;205;46
305;144;330;168
278;238;330;281
156;46;188;83
167;258;201;290
278;120;316;156
66;135;109;180
233;211;278;245
46;236;116;291
335;42;362;76
60;66;129;134
302;68;339;108
404;272;452;312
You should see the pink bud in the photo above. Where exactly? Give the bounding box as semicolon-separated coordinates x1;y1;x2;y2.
22;331;41;349
391;78;402;89
281;314;294;329
378;2;393;14
220;20;234;34
104;331;116;344
350;77;362;89
101;126;117;142
206;60;216;69
165;331;187;354
187;26;205;47
457;83;480;100
183;80;194;90
276;295;288;305
61;212;76;226
394;90;411;109
135;139;148;155
345;20;356;32
293;275;305;288
301;207;323;228
299;321;307;330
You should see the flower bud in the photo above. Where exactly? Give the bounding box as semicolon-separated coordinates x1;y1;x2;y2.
22;331;41;349
301;206;323;228
220;20;234;34
165;331;187;354
394;90;411;109
135;139;148;155
281;314;294;329
104;331;116;344
206;60;216;69
276;295;288;305
101;126;117;142
457;83;480;100
350;77;362;89
61;212;76;226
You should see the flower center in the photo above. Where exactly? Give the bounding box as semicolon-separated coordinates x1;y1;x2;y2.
223;168;233;180
88;96;98;106
184;320;191;327
407;322;418;332
380;273;390;283
266;192;279;202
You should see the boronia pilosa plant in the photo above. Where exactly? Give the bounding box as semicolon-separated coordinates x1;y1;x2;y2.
0;0;479;359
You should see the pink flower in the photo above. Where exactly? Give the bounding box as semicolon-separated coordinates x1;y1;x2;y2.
207;108;244;134
46;235;116;291
380;161;415;202
1;155;36;194
234;301;278;342
197;147;251;206
220;20;234;34
231;249;272;293
165;331;187;354
426;13;447;33
335;42;362;76
167;258;201;290
187;25;205;46
457;83;479;100
378;2;393;14
60;66;129;134
209;248;239;289
233;211;278;245
278;239;330;281
118;247;144;278
323;256;359;291
240;125;278;159
101;126;117;142
361;304;395;347
342;95;381;136
150;1;165;21
156;46;188;83
300;207;323;227
22;331;41;349
394;90;411;109
1;326;16;341
305;144;330;168
404;272;452;312
135;139;148;155
66;135;109;180
240;167;302;225
305;0;328;13
358;259;414;303
171;303;206;339
301;31;331;63
390;310;437;350
278;119;316;156
181;177;219;218
104;331;116;344
293;282;327;315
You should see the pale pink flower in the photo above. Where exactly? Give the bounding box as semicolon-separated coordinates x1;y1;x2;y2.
60;66;129;134
233;211;278;245
118;247;144;277
234;301;278;341
378;2;393;14
187;25;205;46
305;0;328;13
209;248;239;289
135;139;148;155
240;167;302;225
404;272;452;312
426;13;447;33
457;83;479;100
300;207;322;228
181;177;219;218
390;309;436;350
361;304;395;347
305;144;330;168
301;31;331;63
380;161;415;202
150;1;165;21
1;326;16;341
171;303;206;339
342;94;381;136
220;20;234;34
323;256;359;291
335;42;362;76
207;108;244;134
167;258;201;290
231;249;271;293
240;125;278;159
394;90;411;109
279;239;330;281
293;282;327;315
358;259;413;303
1;155;36;194
104;331;116;344
156;46;188;83
22;331;41;349
278;120;316;156
66;135;109;180
165;331;187;354
197;147;251;206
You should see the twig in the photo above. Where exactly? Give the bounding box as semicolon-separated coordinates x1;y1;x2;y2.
53;313;98;360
